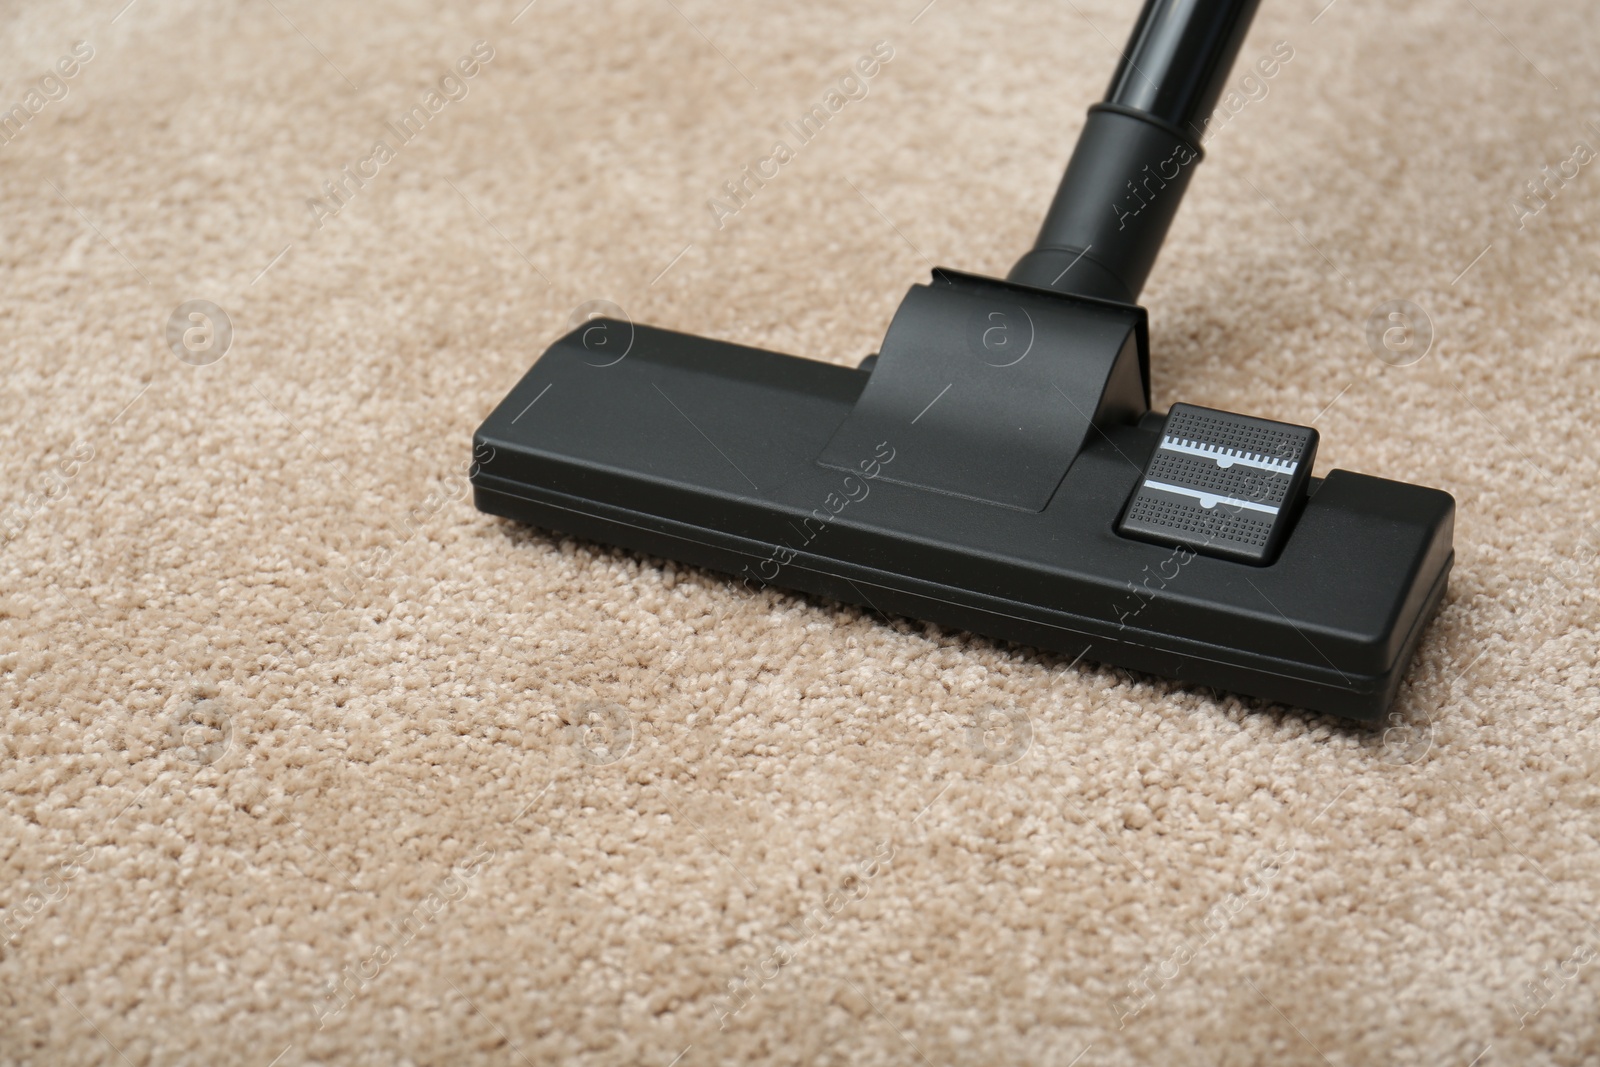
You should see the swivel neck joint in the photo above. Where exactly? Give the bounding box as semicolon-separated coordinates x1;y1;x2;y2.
1008;0;1261;302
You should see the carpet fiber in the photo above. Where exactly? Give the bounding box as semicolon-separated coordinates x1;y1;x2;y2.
3;1;1599;1064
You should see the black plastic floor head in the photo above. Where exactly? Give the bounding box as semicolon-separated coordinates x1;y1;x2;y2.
471;0;1454;721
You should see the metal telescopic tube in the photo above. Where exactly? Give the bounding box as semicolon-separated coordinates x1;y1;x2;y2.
1008;0;1262;302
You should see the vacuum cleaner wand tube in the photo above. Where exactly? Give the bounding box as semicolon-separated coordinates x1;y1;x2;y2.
1008;0;1261;302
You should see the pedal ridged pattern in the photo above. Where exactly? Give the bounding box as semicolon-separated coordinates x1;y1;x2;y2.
1117;402;1318;564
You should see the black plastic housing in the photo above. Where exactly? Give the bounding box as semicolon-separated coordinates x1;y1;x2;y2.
471;307;1454;722
470;0;1456;721
1009;106;1204;303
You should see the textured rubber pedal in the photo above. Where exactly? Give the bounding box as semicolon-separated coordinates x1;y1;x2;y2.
1118;403;1318;565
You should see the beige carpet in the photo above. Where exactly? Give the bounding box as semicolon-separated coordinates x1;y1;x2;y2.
3;0;1599;1063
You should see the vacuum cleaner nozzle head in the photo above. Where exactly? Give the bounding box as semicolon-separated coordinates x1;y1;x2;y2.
472;0;1454;721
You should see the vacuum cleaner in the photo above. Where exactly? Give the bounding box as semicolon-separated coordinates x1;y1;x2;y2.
471;0;1454;721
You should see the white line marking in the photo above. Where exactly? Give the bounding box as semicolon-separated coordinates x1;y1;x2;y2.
654;383;760;492
912;780;952;823
1141;480;1280;515
1311;382;1352;425
511;383;551;424
264;0;361;91
1451;243;1493;286
1050;244;1093;287
512;778;554;823
911;383;951;424
660;0;759;91
110;382;152;424
650;243;694;287
251;244;293;286
1462;0;1558;90
1246;978;1336;1066
1312;784;1350;824
1160;437;1297;473
45;980;135;1067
